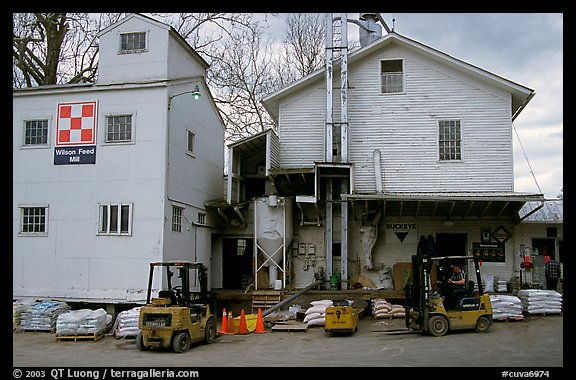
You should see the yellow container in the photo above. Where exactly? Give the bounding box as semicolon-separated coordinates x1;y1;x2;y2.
233;314;257;332
324;306;358;333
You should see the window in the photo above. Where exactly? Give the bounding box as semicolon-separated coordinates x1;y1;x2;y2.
99;203;132;235
19;206;48;235
105;115;133;143
197;212;206;226
380;59;404;94
23;120;49;146
187;130;195;155
237;239;246;256
120;32;146;53
172;205;184;232
438;120;462;161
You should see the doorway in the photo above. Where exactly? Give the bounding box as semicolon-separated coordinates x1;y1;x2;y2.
223;238;254;289
435;233;467;257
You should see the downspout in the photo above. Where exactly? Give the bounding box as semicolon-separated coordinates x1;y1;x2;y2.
374;149;382;192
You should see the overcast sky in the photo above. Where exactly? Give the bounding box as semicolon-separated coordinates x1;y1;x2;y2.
265;13;563;199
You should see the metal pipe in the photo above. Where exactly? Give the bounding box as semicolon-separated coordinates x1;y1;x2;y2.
261;280;322;317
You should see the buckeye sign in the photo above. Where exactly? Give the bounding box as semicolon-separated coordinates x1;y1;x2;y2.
384;223;418;243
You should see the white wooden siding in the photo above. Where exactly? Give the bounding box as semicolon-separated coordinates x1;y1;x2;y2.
278;88;326;168
277;44;515;193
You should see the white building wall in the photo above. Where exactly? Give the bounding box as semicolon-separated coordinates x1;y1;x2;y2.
276;44;514;193
13;85;168;302
349;45;513;193
278;88;326;167
97;16;170;84
163;81;225;264
167;36;206;80
289;218;523;291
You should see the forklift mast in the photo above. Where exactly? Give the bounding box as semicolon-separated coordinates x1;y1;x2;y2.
145;262;213;309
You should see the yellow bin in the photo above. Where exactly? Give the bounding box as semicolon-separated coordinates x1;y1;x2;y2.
233;313;257;332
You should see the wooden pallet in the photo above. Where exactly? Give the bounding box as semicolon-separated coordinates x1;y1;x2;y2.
494;316;524;322
56;332;104;342
252;290;281;314
271;321;308;332
20;328;55;333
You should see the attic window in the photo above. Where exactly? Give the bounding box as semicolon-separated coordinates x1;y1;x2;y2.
120;32;147;54
380;59;403;94
438;119;462;161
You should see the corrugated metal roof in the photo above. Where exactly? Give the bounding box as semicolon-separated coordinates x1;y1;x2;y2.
520;199;563;223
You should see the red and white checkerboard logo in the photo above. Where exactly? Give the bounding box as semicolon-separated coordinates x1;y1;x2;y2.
56;101;97;146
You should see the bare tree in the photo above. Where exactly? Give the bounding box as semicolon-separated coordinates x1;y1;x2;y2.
12;13;125;88
208;25;277;142
152;13;264;61
276;13;326;84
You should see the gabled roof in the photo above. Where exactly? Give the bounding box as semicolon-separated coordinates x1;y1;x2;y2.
262;31;534;122
97;13;209;70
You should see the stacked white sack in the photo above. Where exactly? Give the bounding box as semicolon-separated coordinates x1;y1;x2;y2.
518;289;562;315
13;299;37;330
56;308;111;336
109;306;141;338
20;300;71;331
489;294;524;320
304;300;333;327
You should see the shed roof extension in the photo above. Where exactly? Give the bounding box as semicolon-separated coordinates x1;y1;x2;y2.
520;199;563;223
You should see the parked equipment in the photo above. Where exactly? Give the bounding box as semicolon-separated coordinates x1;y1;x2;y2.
136;261;217;353
324;300;359;335
404;253;493;336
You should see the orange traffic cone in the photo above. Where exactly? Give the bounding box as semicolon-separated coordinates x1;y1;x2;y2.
218;308;228;335
225;311;235;335
254;308;266;333
237;309;250;334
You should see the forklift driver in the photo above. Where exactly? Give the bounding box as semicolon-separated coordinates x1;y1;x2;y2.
437;263;467;309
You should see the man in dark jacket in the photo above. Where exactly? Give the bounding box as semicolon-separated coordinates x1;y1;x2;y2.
544;255;561;291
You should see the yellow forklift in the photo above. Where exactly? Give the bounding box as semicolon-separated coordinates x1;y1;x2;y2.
136;261;217;353
404;252;493;337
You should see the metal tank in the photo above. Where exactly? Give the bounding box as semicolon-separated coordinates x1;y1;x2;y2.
254;195;293;289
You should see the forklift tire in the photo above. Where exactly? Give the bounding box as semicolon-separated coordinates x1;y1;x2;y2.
172;332;191;353
135;331;149;351
428;315;449;337
204;317;217;344
475;316;491;333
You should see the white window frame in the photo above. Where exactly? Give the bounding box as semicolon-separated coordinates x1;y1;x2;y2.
197;212;206;226
379;58;405;94
187;130;196;157
104;114;135;144
21;118;51;149
18;205;49;236
172;205;184;232
119;31;148;54
437;119;463;162
98;203;133;236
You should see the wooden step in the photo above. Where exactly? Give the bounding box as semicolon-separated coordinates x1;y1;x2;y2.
251;290;282;314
